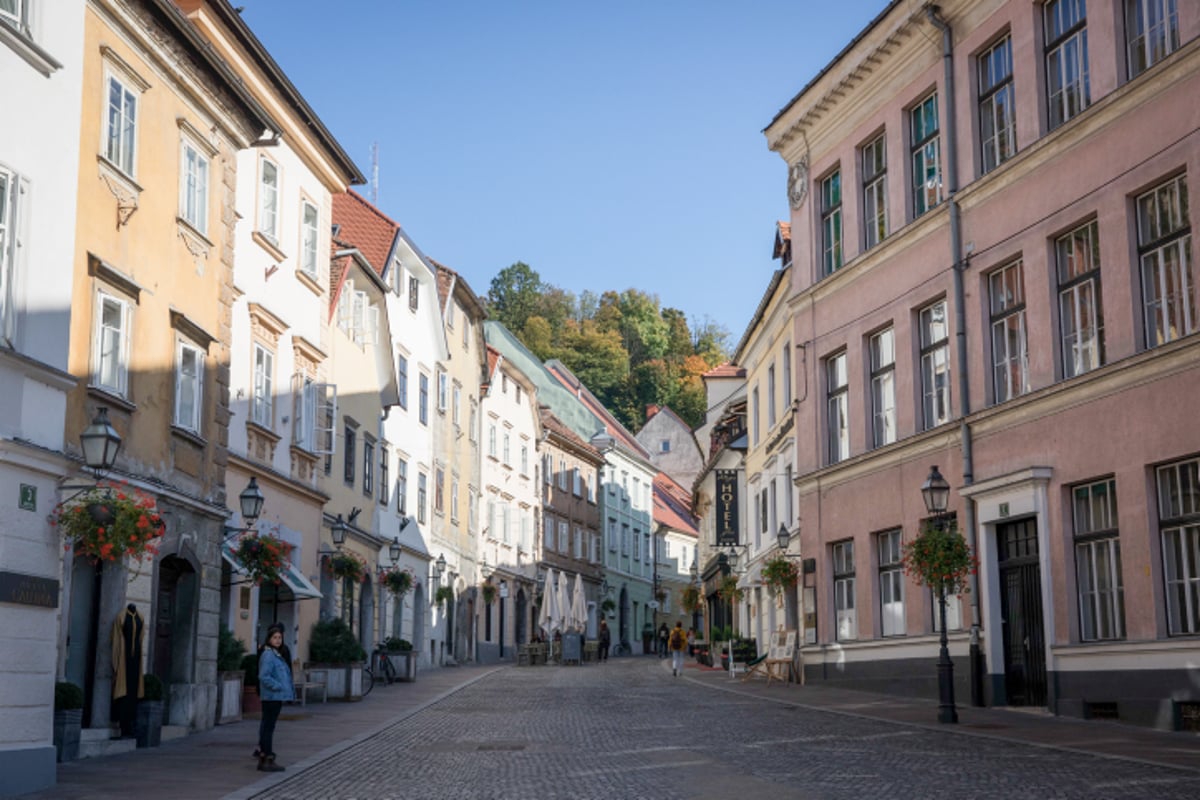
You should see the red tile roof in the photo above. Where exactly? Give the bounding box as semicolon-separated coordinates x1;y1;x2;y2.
654;472;697;536
331;191;400;277
702;362;745;379
539;408;601;457
545;361;648;458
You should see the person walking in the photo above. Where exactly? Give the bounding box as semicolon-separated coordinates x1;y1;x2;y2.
686;626;696;657
598;619;611;662
657;623;669;658
669;621;687;677
256;626;294;772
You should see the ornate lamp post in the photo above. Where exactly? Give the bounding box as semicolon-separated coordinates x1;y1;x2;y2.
330;514;348;549
79;407;122;479
921;465;958;724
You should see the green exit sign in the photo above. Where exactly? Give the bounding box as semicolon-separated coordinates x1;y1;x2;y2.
18;484;36;512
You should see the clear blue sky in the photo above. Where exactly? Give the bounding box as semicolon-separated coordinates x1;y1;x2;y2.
244;0;886;343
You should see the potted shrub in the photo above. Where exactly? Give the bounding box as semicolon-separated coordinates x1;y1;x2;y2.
215;625;246;724
383;636;416;681
135;674;164;748
53;681;84;762
307;618;367;700
761;556;799;596
240;653;260;714
50;481;164;564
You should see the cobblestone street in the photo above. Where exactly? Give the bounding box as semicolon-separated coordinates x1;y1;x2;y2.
252;659;1200;800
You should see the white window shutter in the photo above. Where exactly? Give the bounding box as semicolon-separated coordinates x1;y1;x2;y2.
313;382;337;455
367;304;379;346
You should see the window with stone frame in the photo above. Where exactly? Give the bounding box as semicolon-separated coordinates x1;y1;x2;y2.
1137;174;1194;347
869;327;896;448
417;471;428;524
93;289;133;397
104;68;139;178
173;338;204;433
1158;457;1200;635
252;343;274;428
978;34;1016;173
300;199;319;278
362;436;374;497
435;467;445;514
1057;220;1105;378
343;424;355;486
833;540;857;641
826;350;849;464
1045;0;1090;130
878;529;905;637
919;299;951;429
379;446;389;506
821;168;843;275
396;458;408;515
862;133;888;249
910;92;942;217
1073;477;1125;641
179;136;209;234
1126;0;1180;79
419;372;429;425
257;155;279;242
989;259;1030;403
0;164;23;341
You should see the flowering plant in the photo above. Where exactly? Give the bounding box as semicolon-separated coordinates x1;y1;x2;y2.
327;551;367;583
434;585;454;606
760;556;799;595
680;585;702;613
902;520;977;597
232;531;293;586
51;481;164;563
382;567;413;596
480;582;496;605
717;575;743;604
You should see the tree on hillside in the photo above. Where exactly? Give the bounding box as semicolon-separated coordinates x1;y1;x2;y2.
616;289;669;363
692;316;732;368
555;319;629;401
486;262;543;334
662;308;693;363
521;316;554;360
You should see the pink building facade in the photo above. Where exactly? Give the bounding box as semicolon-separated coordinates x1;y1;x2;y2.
766;0;1199;729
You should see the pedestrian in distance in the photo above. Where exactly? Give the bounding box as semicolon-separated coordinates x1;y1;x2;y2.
669;621;687;677
657;623;669;658
686;626;696;656
256;626;294;772
598;619;611;662
252;622;292;760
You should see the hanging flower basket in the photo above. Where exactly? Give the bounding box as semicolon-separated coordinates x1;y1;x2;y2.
680;585;702;613
232;532;293;586
434;586;454;606
480;582;496;605
902;520;978;597
327;551;367;583
717;575;743;604
51;481;164;563
382;567;413;596
760;556;799;596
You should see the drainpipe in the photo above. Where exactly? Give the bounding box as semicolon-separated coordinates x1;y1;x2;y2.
927;4;983;707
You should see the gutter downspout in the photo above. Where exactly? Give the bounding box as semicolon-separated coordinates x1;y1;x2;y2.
927;4;983;707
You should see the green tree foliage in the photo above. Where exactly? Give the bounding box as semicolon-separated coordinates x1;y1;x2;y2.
486;262;731;431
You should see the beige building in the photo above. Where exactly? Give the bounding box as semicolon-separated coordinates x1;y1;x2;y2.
173;0;365;669
62;0;274;742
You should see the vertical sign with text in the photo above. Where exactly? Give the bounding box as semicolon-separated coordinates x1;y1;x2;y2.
715;470;739;546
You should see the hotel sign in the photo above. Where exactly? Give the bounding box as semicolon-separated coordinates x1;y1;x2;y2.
715;470;740;546
0;570;59;609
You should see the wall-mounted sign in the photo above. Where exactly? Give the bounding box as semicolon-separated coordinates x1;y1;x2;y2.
999;502;1010;518
715;470;740;547
18;484;36;512
0;571;59;609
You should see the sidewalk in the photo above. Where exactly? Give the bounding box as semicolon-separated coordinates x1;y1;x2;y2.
676;658;1200;773
22;664;498;800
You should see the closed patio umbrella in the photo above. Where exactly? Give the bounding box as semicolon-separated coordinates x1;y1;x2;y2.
570;572;588;632
554;569;570;635
539;568;558;639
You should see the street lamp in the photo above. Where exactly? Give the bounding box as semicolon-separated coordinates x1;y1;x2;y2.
478;555;492;581
330;514;347;549
239;477;265;527
434;553;448;582
921;464;958;725
80;407;122;479
388;536;402;564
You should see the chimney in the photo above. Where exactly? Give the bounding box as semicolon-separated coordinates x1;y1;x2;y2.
645;404;659;419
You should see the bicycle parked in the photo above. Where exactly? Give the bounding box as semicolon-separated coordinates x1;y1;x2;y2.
361;642;397;696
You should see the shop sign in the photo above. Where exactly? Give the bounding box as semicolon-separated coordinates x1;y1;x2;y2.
0;570;59;609
715;470;739;546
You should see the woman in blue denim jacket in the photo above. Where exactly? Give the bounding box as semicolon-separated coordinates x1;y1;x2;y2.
256;627;295;772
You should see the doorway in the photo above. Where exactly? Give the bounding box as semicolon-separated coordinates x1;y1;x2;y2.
997;518;1046;707
64;557;101;726
153;555;199;720
515;588;527;645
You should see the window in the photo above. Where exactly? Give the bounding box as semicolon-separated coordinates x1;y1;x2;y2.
502;433;510;466
660;439;670;453
768;364;777;428
1138;175;1194;347
574;527;584;559
417;472;428;524
521;445;528;475
559;521;569;554
919;300;951;429
785;465;794;524
93;291;131;396
979;35;1016;173
437;370;448;412
446;300;455;328
0;0;28;28
879;530;905;637
397;356;408;409
543;512;554;549
1045;0;1090;129
419;373;429;425
826;351;849;464
990;260;1029;403
608;518;617;552
408;275;419;311
300;201;319;278
343;425;356;485
1073;478;1124;641
469;403;477;443
821;169;843;274
396;458;408;515
379;449;389;505
174;340;203;432
292;374;315;449
488;423;497;458
258;157;279;241
573;467;582;497
1126;0;1180;78
862;134;888;248
451;478;459;523
1159;457;1200;635
633;527;641;560
621;523;630;555
363;438;374;497
0;165;21;339
462;317;470;349
453;383;462;427
752;386;760;445
910;93;942;217
932;590;963;632
104;72;138;176
833;541;856;641
559;458;568;490
435;467;445;513
869;328;896;448
1057;220;1105;377
252;344;274;428
179;139;208;233
782;342;792;406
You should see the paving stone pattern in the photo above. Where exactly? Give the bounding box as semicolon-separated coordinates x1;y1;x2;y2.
254;660;1200;800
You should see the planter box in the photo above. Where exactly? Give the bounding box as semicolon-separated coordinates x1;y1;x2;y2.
385;651;418;682
304;662;364;701
53;709;82;762
135;700;163;748
216;671;244;724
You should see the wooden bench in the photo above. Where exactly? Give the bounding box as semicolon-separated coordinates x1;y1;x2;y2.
294;669;327;705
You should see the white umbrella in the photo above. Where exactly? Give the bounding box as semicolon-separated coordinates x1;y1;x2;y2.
554;568;571;635
539;568;559;639
570;572;588;632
